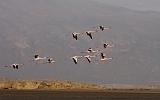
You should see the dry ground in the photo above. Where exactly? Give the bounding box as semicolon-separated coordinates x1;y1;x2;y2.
0;78;105;90
0;78;160;91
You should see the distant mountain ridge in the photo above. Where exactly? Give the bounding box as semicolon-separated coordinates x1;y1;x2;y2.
0;0;160;84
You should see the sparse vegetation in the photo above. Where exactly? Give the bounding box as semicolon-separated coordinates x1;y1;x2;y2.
0;79;160;91
0;79;106;90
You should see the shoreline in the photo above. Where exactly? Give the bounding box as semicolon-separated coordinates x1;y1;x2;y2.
0;79;160;92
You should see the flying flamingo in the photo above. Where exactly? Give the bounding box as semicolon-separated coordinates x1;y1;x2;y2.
4;63;23;69
72;32;83;40
71;56;83;64
85;30;97;39
46;58;55;64
83;55;96;63
100;53;112;61
81;47;100;54
33;54;47;61
98;26;111;31
103;41;114;49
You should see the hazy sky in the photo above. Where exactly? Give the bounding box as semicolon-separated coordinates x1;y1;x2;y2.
93;0;160;12
0;0;160;84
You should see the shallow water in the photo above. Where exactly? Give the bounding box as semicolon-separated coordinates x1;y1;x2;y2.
0;90;160;100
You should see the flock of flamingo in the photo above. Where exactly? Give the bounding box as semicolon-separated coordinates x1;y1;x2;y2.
4;25;114;69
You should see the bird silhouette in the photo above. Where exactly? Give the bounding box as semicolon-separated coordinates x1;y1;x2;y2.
46;58;55;64
81;48;100;54
100;53;112;61
33;54;47;61
83;55;95;63
103;41;114;49
85;30;97;39
71;56;83;64
4;63;23;69
72;32;83;40
98;26;111;31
